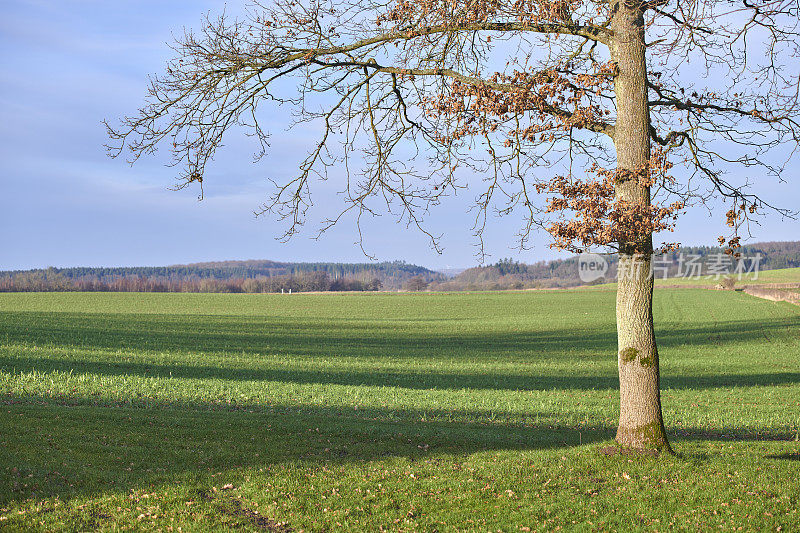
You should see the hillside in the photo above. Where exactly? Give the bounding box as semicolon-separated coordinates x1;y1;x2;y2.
3;241;798;293
432;241;800;291
0;260;444;292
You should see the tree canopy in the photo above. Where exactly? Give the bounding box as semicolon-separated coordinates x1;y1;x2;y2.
107;0;799;257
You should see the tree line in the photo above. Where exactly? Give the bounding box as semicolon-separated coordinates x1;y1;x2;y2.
0;260;443;293
435;241;800;292
0;269;388;293
3;241;797;293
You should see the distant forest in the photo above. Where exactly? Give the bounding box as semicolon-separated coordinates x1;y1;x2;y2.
433;241;800;291
2;241;798;293
0;260;444;293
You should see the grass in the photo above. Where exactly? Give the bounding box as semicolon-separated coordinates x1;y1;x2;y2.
652;266;800;287
586;266;800;290
1;289;799;531
745;267;800;284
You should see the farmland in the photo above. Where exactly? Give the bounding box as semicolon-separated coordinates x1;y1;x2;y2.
651;266;800;287
1;289;799;530
583;266;800;290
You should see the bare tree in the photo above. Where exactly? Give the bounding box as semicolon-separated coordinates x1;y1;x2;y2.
107;0;800;452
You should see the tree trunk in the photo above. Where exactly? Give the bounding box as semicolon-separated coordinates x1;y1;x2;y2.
609;1;671;452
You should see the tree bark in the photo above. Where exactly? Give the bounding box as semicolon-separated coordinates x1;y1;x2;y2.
608;1;672;452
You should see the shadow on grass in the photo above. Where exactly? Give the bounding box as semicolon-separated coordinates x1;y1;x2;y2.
2;354;800;392
765;453;800;460
1;311;798;360
0;393;613;506
1;311;798;393
2;393;796;507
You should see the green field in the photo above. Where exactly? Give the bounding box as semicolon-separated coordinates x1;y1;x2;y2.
652;266;800;287
1;290;799;531
584;266;800;290
744;267;800;284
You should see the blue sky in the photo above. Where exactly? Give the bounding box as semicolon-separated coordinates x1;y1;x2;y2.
1;1;798;271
